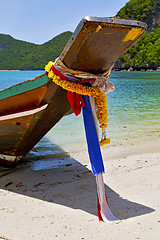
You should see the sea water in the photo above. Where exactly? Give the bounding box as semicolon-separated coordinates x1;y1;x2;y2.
0;70;159;169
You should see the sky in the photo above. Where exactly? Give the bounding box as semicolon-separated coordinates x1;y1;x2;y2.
0;0;129;44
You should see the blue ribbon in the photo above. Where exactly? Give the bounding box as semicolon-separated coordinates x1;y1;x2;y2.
82;95;105;175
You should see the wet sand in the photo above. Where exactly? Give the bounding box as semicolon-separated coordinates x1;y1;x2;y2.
0;142;160;240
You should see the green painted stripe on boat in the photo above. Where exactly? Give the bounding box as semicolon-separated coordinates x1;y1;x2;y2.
0;74;49;100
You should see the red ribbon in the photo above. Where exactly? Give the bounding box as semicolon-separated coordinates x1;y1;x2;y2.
97;193;109;222
51;65;95;116
51;65;67;80
67;91;85;116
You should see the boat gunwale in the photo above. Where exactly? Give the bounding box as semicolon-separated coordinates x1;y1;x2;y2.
0;72;47;92
0;104;48;121
0;72;49;100
83;16;147;29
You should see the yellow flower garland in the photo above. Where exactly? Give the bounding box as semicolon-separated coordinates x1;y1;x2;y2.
45;61;110;146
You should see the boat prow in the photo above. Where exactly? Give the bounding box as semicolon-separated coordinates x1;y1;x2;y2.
0;16;147;166
0;73;71;166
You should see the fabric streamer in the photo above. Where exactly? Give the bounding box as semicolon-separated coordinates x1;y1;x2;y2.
96;174;118;222
82;95;105;175
83;95;118;222
67;92;85;116
45;61;118;223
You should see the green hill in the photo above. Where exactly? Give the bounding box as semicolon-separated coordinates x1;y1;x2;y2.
116;0;160;69
0;32;72;70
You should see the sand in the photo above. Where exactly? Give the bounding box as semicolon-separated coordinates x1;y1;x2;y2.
0;142;160;240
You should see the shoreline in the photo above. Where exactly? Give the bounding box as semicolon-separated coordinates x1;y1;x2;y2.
0;69;20;71
70;138;160;168
15;137;160;172
0;137;159;172
103;138;160;160
113;67;160;72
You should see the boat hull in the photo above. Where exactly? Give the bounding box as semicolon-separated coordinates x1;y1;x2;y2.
0;73;71;166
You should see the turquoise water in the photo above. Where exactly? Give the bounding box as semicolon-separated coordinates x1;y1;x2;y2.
108;71;160;145
0;71;159;169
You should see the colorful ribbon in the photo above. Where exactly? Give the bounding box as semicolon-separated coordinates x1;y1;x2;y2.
51;65;93;116
49;64;118;222
82;95;105;175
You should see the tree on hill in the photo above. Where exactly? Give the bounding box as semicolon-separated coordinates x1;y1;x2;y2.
0;34;14;50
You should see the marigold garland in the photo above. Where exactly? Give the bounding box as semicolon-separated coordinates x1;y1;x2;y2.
45;61;110;146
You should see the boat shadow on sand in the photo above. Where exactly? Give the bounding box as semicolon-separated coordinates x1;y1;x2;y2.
0;141;154;221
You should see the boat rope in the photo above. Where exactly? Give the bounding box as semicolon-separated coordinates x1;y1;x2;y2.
45;60;112;146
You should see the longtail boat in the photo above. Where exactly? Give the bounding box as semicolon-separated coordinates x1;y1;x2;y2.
0;17;147;167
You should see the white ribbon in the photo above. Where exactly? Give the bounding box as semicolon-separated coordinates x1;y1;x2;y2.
90;96;119;223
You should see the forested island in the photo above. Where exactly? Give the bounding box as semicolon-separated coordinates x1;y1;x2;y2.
116;0;160;70
0;32;72;70
0;0;159;70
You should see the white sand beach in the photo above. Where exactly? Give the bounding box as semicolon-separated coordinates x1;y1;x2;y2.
0;141;160;240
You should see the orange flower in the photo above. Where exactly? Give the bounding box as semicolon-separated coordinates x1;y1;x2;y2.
45;61;110;146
